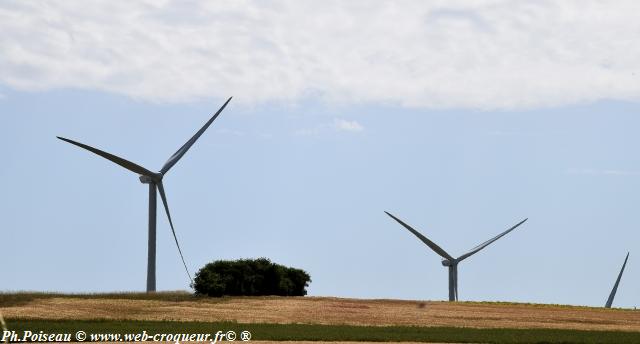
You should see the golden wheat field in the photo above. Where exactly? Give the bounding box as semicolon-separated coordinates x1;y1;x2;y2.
2;295;640;332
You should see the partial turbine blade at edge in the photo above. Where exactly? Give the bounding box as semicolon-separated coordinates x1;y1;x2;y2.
57;137;155;177
160;97;232;175
157;181;193;284
384;211;454;261
605;252;630;308
457;218;528;262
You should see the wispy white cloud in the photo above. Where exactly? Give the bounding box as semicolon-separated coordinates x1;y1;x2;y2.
486;130;538;137
293;127;322;137
295;118;364;136
334;119;364;132
1;1;639;109
215;128;245;137
565;168;640;176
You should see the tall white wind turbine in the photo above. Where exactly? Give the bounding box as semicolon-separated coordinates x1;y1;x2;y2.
385;212;527;301
58;97;232;292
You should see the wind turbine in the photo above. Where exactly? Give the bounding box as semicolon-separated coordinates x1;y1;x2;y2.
604;252;629;308
58;97;232;292
385;211;527;301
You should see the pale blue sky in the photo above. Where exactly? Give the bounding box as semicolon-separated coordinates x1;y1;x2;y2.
1;1;639;308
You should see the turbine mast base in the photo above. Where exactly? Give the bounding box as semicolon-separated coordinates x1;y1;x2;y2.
146;182;157;293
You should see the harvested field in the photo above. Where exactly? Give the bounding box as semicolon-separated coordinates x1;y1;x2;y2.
2;294;639;332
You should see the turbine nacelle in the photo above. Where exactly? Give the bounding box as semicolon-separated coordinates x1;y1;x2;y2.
139;173;163;184
441;259;456;267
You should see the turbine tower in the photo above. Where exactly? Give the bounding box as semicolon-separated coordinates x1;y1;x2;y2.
385;211;527;301
604;252;629;308
58;97;232;292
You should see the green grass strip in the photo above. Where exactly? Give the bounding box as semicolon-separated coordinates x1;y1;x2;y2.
4;318;640;343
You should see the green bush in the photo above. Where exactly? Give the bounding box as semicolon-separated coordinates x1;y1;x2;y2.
193;258;311;297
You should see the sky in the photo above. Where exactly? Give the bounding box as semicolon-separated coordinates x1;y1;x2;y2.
1;1;639;308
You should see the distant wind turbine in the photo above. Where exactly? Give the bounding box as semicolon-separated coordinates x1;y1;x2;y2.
385;211;527;301
605;252;629;308
58;97;232;292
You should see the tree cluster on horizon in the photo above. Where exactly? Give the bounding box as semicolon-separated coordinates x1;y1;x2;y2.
193;258;311;297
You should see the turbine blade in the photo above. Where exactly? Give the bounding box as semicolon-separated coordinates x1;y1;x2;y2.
384;211;454;261
457;218;527;262
160;97;232;175
605;252;629;308
57;136;155;177
157;181;193;284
